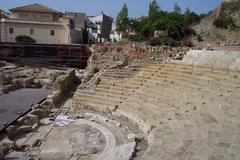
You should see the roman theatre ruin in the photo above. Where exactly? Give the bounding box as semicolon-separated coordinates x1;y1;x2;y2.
1;45;240;160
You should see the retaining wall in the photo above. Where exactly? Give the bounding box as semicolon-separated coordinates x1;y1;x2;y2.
179;50;240;71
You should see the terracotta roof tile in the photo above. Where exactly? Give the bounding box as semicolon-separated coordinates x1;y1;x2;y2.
10;3;58;13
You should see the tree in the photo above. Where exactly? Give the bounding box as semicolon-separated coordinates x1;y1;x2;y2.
116;4;129;32
165;20;182;39
148;0;161;23
213;17;233;29
174;2;182;14
185;7;190;14
128;1;200;42
141;22;153;37
140;0;162;37
183;7;200;26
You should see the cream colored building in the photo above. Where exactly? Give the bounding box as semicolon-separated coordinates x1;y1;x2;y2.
0;10;9;42
0;3;71;44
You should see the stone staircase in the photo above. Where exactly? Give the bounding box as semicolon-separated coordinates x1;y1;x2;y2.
73;61;240;160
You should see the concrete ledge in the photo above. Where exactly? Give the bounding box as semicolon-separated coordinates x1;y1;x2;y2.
179;50;240;71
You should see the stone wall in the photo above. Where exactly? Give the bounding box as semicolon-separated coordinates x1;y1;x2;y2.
131;44;189;60
53;69;76;93
82;46;128;82
0;63;71;96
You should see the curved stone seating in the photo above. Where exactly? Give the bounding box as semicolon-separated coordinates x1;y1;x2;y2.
73;60;240;160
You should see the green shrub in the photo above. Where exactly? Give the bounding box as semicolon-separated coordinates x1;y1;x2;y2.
148;36;178;47
160;36;178;47
213;17;232;29
148;37;161;46
228;21;239;31
196;34;203;42
182;26;196;36
15;35;36;44
128;35;146;42
182;38;193;47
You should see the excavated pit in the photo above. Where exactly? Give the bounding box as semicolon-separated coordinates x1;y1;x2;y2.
0;62;78;159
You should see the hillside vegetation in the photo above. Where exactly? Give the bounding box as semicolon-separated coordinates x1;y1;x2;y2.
116;0;240;47
192;0;240;46
116;0;201;47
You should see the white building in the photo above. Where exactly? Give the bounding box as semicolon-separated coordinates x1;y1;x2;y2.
0;10;9;42
110;22;122;42
87;12;113;43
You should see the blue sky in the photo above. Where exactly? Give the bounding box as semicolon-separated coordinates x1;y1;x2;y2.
0;0;223;18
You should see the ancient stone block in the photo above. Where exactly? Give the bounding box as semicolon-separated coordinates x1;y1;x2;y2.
17;126;33;133
5;125;17;136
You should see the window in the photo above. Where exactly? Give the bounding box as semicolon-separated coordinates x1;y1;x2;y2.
30;29;34;35
9;28;14;34
50;30;55;36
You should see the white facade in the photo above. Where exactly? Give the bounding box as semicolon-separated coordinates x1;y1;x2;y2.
1;18;70;44
87;14;103;43
0;4;115;45
110;22;122;42
87;12;113;43
0;4;72;44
